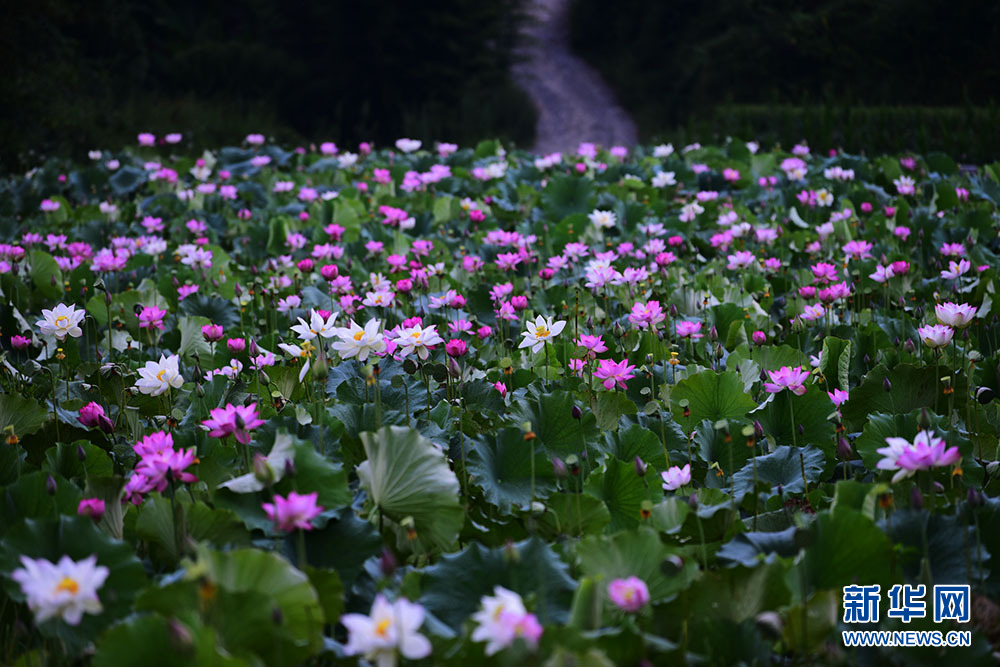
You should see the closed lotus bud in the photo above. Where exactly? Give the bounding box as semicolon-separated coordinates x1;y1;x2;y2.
977;387;995;405
754;420;765;440
910;486;924;510
253;453;275;486
687;493;698;510
933;481;944;494
634;456;647;477
571;405;582;420
883;377;892;393
919;408;932;431
77;444;86;461
167;618;195;653
863;353;871;365
968;486;984;508
283;457;296;478
46;475;57;495
837;437;852;459
380;548;397;578
709;325;718;341
552;457;567;479
797;423;804;436
669;304;678;317
904;338;916;354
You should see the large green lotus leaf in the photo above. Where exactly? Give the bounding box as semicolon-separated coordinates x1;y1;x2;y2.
753;384;837;451
670;370;756;425
0;393;51;440
0;471;82;528
198;547;324;663
28;249;64;300
728;343;809;375
108;165;147;195
42;440;114;481
576;526;698;603
513;389;598;460
841;363;967;429
731;445;826;499
467;427;558;511
542;173;594;219
600;422;684;467
593;390;638;432
177;315;213;360
880;509;987;586
302;511;383;587
584;457;660;533
94;613;245;667
800;508;892;594
357;425;463;552
136;495;250;567
534;492;611;538
419;536;576;632
694;418;753;478
0;516;146;655
819;336;852;391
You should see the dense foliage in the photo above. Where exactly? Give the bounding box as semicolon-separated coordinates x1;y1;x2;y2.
2;135;1000;664
0;1;535;173
569;0;1000;158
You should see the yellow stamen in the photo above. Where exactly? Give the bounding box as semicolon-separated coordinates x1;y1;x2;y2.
536;326;549;338
375;618;391;637
353;331;365;341
55;577;79;595
156;370;166;381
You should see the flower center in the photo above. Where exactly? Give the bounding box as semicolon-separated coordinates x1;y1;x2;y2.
55;315;68;326
375;618;391;637
353;331;365;341
55;576;79;595
536;327;549;338
156;370;166;381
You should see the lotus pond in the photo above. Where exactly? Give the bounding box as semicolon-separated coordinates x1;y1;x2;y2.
1;137;1000;665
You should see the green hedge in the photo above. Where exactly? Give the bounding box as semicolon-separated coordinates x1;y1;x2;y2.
660;105;1000;163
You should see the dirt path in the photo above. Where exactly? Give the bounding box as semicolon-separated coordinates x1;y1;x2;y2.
511;0;638;154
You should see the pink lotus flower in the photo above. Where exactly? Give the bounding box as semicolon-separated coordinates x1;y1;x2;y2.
661;463;692;491
827;388;849;407
935;302;977;328
201;324;224;342
877;431;960;483
676;320;703;339
574;334;608;359
445;339;467;357
594;359;636;390
77;498;105;521
78;402;113;433
137;305;166;330
627;301;666;329
202;403;266;445
262;491;323;532
916;324;954;349
764;366;809;396
493;381;507;397
608;576;651;612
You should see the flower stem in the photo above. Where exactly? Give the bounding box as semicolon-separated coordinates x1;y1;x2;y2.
789;395;798;447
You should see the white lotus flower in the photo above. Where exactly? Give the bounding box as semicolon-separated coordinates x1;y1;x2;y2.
11;554;109;626
36;303;85;341
290;309;338;341
342;594;431;666
394;324;444;361
135;354;184;396
332;319;386;362
588;209;616;230
518;315;566;354
395;138;422;153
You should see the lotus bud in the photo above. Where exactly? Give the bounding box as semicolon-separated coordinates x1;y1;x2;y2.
837;437;852;459
634;456;647;477
883;377;892;393
552;457;567;479
910;486;924;510
571;405;582;420
45;475;57;495
253;453;275;486
968;486;984;508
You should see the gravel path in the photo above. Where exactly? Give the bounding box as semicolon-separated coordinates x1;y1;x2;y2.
511;0;638;154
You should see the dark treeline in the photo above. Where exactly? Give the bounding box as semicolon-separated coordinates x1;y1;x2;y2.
569;0;1000;159
0;0;535;172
